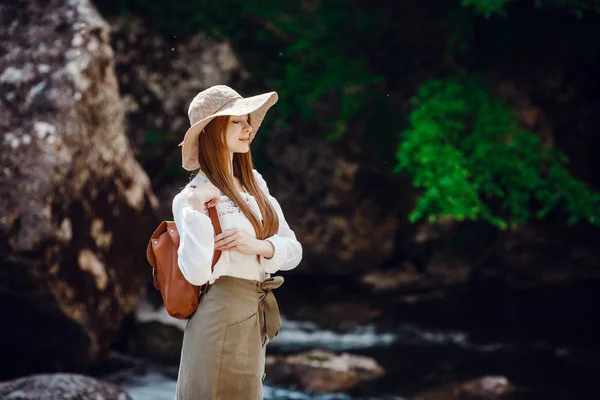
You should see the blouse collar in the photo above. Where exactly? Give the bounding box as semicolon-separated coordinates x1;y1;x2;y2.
188;169;208;188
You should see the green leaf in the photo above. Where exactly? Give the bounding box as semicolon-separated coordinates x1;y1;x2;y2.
394;74;600;228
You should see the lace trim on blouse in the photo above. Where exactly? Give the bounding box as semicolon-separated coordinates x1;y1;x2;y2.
191;175;262;219
216;194;262;219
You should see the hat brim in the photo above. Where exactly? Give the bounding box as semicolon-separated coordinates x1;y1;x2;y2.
180;91;278;171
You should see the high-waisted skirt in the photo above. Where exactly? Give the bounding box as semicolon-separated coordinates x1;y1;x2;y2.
176;275;284;400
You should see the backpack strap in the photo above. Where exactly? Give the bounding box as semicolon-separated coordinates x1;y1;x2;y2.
207;205;222;270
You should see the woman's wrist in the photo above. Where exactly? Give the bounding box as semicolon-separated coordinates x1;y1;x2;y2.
255;238;275;259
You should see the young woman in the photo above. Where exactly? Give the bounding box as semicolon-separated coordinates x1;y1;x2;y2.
173;85;303;399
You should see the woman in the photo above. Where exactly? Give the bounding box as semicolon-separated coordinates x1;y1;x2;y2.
172;85;302;399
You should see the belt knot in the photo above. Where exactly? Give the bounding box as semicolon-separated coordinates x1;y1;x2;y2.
256;276;284;343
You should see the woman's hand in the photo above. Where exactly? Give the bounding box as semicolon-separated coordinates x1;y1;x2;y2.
188;182;221;211
214;229;274;258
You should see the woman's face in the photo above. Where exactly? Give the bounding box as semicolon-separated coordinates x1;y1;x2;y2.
224;114;253;154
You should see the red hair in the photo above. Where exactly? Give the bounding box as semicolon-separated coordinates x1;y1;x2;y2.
195;116;279;247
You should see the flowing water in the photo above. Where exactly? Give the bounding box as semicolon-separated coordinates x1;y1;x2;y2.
115;314;401;400
112;277;600;399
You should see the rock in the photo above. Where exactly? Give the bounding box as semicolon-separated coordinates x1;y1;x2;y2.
0;373;132;400
107;15;244;152
424;251;472;286
104;14;246;218
293;300;382;330
129;321;184;365
127;297;186;364
412;375;516;400
361;263;427;292
265;349;385;393
0;0;158;379
261;133;407;275
321;302;382;329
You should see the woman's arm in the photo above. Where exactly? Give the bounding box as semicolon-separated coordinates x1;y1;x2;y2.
253;169;303;273
172;187;215;285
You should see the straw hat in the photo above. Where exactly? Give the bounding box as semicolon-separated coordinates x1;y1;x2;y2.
179;85;278;171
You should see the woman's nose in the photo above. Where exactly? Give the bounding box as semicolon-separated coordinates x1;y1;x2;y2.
244;122;253;133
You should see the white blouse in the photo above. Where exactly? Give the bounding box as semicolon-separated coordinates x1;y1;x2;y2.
172;169;303;285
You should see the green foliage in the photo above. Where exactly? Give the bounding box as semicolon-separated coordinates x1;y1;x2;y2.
462;0;600;17
461;0;511;17
394;75;600;228
250;2;385;139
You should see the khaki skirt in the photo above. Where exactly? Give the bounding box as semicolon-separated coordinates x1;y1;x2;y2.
176;275;284;400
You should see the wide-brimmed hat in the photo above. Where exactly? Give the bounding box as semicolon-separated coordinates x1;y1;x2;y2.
179;85;278;171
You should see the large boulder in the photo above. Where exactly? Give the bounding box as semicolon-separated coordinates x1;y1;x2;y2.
411;375;516;400
128;297;185;365
265;349;385;393
0;373;132;400
260;133;407;275
0;0;158;379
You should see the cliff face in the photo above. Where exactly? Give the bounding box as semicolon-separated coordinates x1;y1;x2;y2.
0;0;157;378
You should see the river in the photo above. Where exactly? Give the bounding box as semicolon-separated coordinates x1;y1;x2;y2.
110;276;599;399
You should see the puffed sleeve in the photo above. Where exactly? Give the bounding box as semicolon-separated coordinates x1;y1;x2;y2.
172;186;215;285
253;169;303;273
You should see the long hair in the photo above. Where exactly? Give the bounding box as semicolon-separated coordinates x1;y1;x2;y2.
195;115;279;248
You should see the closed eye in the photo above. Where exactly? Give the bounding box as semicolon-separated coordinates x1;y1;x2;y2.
233;115;249;123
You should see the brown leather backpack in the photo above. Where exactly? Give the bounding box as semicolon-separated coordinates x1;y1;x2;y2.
146;204;222;319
